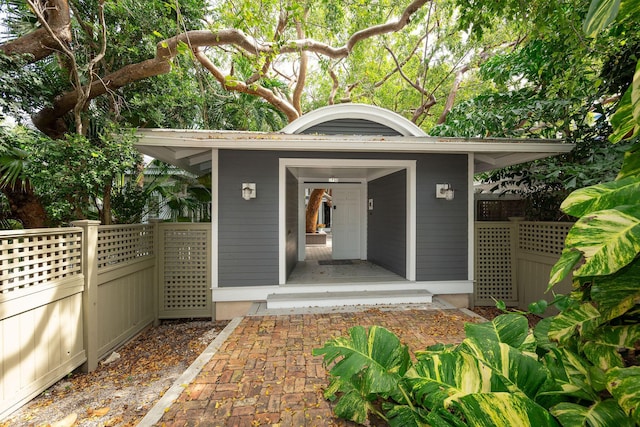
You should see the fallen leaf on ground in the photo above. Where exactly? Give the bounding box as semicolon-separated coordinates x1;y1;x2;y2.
50;413;77;427
87;407;110;417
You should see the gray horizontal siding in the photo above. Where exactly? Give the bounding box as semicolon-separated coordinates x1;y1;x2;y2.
416;154;468;281
301;118;402;136
367;170;406;276
217;149;468;287
218;150;280;286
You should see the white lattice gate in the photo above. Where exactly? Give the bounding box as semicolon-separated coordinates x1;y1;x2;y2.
157;223;212;319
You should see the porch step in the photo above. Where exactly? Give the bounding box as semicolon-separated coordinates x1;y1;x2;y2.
266;289;433;310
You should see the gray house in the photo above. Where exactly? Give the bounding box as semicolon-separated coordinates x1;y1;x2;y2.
137;104;573;319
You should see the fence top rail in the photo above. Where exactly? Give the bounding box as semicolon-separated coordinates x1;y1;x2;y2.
0;227;82;238
97;223;153;231
475;221;575;226
156;222;212;229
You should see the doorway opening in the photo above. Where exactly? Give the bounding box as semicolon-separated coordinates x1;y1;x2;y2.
278;158;417;285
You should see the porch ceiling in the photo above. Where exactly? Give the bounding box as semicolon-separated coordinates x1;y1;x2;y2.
136;129;574;176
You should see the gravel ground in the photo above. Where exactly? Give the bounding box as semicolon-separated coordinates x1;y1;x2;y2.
2;320;228;427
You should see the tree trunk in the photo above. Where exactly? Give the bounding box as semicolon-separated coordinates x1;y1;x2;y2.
305;189;326;233
2;182;48;228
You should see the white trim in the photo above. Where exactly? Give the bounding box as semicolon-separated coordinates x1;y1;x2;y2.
211;281;474;302
297;184;306;261
468;153;474;284
407;161;417;281
279;158;416;284
211;149;219;289
279;159;287;284
281;103;427;137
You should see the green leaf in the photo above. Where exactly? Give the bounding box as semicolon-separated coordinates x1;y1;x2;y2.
424;407;469;427
529;299;548;315
384;403;430;427
533;317;555;351
541;348;600;402
460;337;551;401
551;400;634;427
313;325;410;394
609;61;640;143
564;206;640;278
548;303;601;344
332;384;372;424
559;176;640;218
454;393;560;427
606;366;640;423
583;342;625;370
464;313;529;348
583;0;621;37
583;325;640;369
549;249;582;287
590;261;640;322
406;352;505;410
617;145;640;180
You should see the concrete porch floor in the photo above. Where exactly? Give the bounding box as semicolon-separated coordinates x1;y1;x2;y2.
287;233;406;284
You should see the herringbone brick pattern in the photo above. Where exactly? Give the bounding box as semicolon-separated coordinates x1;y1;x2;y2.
156;308;476;426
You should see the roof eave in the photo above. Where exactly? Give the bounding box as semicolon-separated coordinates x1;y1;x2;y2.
135;129;575;175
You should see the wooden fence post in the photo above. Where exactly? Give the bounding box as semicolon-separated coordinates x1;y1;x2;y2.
150;219;162;327
508;217;523;308
72;220;101;373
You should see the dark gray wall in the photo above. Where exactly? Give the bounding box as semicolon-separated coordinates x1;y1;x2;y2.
367;170;406;276
416;154;468;281
285;169;299;277
218;150;279;286
217;150;468;287
302;119;402;136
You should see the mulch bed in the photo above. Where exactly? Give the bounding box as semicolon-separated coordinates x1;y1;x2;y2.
2;319;228;427
471;305;543;328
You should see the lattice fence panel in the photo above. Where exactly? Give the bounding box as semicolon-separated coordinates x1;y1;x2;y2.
97;224;154;270
475;223;516;303
0;229;82;295
160;225;211;317
518;222;572;256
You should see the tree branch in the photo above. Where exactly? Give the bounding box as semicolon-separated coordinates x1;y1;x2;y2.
0;0;71;61
4;0;432;134
194;49;299;123
292;10;309;115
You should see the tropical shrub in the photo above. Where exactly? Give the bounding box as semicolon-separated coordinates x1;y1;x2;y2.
314;96;640;427
315;6;640;423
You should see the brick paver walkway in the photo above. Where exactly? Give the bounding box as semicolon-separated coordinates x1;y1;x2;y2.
155;308;477;426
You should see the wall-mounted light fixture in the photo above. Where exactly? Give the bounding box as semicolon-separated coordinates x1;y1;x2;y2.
436;183;455;201
242;183;256;200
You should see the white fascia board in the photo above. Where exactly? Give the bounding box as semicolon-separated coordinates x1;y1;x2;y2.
136;131;573;156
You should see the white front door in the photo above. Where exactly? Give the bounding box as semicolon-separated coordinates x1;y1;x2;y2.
331;186;362;260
